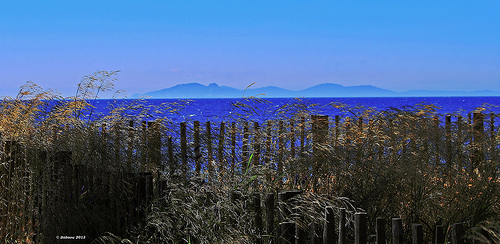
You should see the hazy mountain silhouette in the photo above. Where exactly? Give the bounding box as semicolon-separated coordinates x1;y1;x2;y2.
131;83;499;98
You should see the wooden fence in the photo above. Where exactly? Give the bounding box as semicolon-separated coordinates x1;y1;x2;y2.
1;111;498;242
0;145;475;243
236;190;470;244
134;111;499;188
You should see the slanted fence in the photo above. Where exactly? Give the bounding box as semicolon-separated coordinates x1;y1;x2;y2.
1;111;499;242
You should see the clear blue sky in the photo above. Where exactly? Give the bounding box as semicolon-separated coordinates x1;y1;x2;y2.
1;1;499;98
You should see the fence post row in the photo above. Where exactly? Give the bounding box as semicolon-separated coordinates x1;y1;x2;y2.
1;112;497;242
258;191;470;244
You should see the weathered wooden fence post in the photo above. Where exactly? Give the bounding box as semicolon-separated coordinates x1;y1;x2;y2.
206;121;213;178
433;116;440;165
445;114;452;168
254;121;261;166
137;172;153;222
113;122;122;168
289;119;295;157
218;122;225;181
339;208;346;244
254;193;264;244
323;206;336;244
452;223;465;244
376;217;386;244
490;113;497;167
457;115;464;167
265;192;275;244
300;116;306;157
168;136;174;177
280;222;295;244
289;119;296;185
435;225;445;244
180;122;187;181
311;115;328;192
194;121;201;175
472;112;484;169
412;224;423;244
150;121;163;174
231;122;236;179
355;212;367;244
141;121;147;171
277;120;284;189
334;115;340;146
127;120;134;170
278;191;302;244
229;190;241;226
392;218;404;244
356;117;363;160
243;121;249;172
265;121;272;184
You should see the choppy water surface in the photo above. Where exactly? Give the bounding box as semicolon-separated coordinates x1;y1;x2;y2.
92;97;500;124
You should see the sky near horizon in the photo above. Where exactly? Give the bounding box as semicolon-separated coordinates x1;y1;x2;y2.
1;1;499;98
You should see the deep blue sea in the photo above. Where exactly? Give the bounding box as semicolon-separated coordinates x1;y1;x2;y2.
93;97;500;124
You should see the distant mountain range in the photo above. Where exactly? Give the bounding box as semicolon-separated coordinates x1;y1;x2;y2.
131;83;500;98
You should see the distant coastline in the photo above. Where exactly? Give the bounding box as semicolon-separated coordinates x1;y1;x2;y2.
131;82;500;99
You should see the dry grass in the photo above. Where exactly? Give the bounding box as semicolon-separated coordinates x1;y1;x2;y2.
1;71;499;243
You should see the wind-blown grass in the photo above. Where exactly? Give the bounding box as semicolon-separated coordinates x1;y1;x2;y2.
1;71;499;243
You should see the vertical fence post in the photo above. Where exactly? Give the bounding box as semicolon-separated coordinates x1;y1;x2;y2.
254;122;260;166
435;225;445;244
151;121;163;172
194;121;201;175
490;113;496;168
180;122;187;181
265;121;272;184
345;117;352;165
141;121;147;171
457;115;464;167
289;119;296;185
296;216;307;244
452;223;464;244
206;121;213;178
334;115;340;146
323;206;336;244
376;217;386;244
243;121;249;172
339;208;346;244
289;119;295;158
265;192;275;244
278;191;302;244
445;115;452;169
433;116;440;165
280;222;295;244
412;224;423;244
468;112;472;162
168;136;174;177
356;117;363;160
146;172;153;206
278;121;284;189
254;193;263;244
310;222;321;244
472;112;484;169
312;115;328;193
392;218;404;244
231;122;236;179
300;116;305;157
127;120;134;171
218;122;225;181
355;212;367;244
229;190;241;226
114;122;121;168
